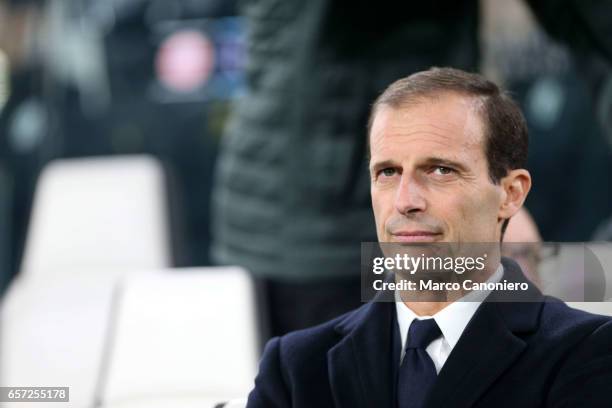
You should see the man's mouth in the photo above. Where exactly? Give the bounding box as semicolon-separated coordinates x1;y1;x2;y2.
390;231;442;242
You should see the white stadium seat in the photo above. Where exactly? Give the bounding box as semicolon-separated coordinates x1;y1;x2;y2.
96;268;258;408
19;155;171;282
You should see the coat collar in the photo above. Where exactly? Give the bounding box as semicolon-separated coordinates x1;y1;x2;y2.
327;257;544;408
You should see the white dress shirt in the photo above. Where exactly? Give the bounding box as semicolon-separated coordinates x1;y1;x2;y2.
395;264;504;373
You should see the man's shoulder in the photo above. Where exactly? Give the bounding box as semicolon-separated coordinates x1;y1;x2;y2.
249;303;384;406
281;302;369;343
540;297;611;325
537;297;612;344
538;300;612;402
272;301;375;364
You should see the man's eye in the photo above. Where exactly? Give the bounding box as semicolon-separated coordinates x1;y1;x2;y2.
433;166;454;175
380;168;396;177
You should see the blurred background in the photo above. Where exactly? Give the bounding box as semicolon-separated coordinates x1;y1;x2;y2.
0;0;610;407
0;0;245;294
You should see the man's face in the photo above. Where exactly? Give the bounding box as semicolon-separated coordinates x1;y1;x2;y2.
369;92;504;244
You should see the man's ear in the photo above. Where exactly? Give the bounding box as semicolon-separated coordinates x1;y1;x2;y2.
498;169;531;221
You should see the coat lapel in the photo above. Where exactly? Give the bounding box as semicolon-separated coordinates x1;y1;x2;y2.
424;301;528;407
328;292;399;408
425;258;544;408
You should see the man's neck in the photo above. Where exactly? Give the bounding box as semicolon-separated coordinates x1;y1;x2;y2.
403;301;453;316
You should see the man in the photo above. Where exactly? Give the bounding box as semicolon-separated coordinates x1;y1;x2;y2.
246;68;612;407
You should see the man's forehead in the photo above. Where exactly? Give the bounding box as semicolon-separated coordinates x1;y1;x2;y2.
369;93;485;154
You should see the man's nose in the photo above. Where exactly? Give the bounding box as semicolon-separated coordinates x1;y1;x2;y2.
394;173;426;215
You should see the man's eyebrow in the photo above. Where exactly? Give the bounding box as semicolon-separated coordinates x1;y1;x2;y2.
369;159;398;172
369;157;471;173
420;157;469;172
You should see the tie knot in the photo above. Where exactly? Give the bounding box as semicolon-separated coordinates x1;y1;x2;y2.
406;318;441;349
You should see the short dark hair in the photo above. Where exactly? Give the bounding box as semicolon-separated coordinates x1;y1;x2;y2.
368;67;528;184
368;67;529;238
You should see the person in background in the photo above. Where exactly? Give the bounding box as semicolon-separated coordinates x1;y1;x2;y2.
0;0;47;295
502;207;542;286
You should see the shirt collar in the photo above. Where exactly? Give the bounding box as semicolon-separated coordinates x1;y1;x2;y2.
395;263;504;350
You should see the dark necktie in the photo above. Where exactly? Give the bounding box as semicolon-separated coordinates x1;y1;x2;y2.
397;318;442;408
